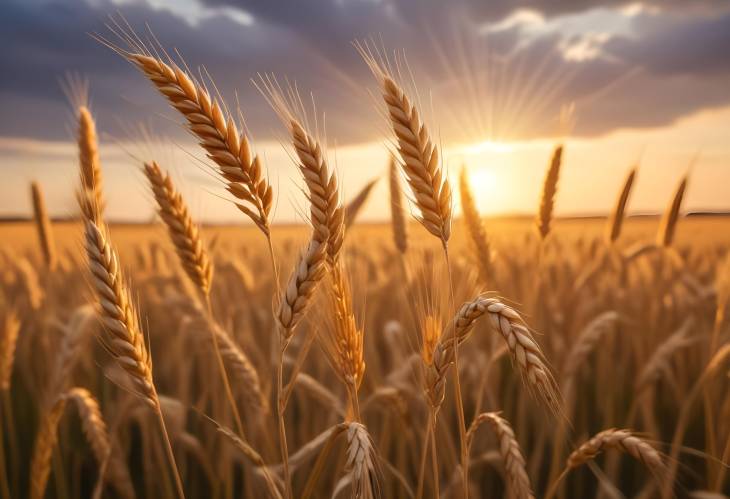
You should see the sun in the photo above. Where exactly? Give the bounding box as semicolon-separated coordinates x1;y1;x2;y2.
462;166;499;215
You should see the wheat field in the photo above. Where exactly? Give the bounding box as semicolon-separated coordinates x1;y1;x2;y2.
1;25;729;499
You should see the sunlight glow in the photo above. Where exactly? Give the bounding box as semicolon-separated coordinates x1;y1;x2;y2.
463;140;515;155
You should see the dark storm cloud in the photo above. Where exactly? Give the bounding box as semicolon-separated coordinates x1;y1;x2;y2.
1;0;730;146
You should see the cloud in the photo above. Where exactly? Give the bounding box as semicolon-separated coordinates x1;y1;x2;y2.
1;0;730;148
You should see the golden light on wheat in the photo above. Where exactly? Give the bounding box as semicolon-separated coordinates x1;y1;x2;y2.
0;17;728;499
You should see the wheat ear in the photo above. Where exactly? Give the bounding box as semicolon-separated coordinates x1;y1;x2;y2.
144;161;213;295
0;311;20;391
325;265;366;409
427;296;562;415
277;226;329;340
77;105;105;223
388;156;408;254
30;181;57;270
562;311;620;384
345;422;381;499
357;45;452;245
29;395;66;499
606;167;636;243
84;221;156;407
109;43;272;234
345;178;379;229
258;79;345;265
466;412;534;499
65;388;110;466
46;305;97;404
567;429;666;475
459;166;492;282
536;145;563;240
84;220;185;497
657;173;688;247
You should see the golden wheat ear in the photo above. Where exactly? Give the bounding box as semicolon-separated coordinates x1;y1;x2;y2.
143;161;213;296
657;173;688;247
356;41;452;247
98;27;273;236
345;177;379;230
459;166;492;283
255;75;345;266
30;182;57;271
606;167;637;244
536;145;562;240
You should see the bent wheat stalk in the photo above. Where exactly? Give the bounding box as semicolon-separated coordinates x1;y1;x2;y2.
546;429;666;499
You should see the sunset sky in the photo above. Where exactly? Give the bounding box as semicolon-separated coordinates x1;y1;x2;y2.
1;0;729;224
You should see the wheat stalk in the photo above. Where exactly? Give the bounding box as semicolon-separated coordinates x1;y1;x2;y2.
536;145;562;240
357;44;452;246
144;161;213;296
657;174;688;247
427;295;562;415
459;166;492;282
106;40;272;235
606;168;636;243
30;181;57;270
388;156;408;254
466;412;534;499
345;178;379;229
77;105;105;223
